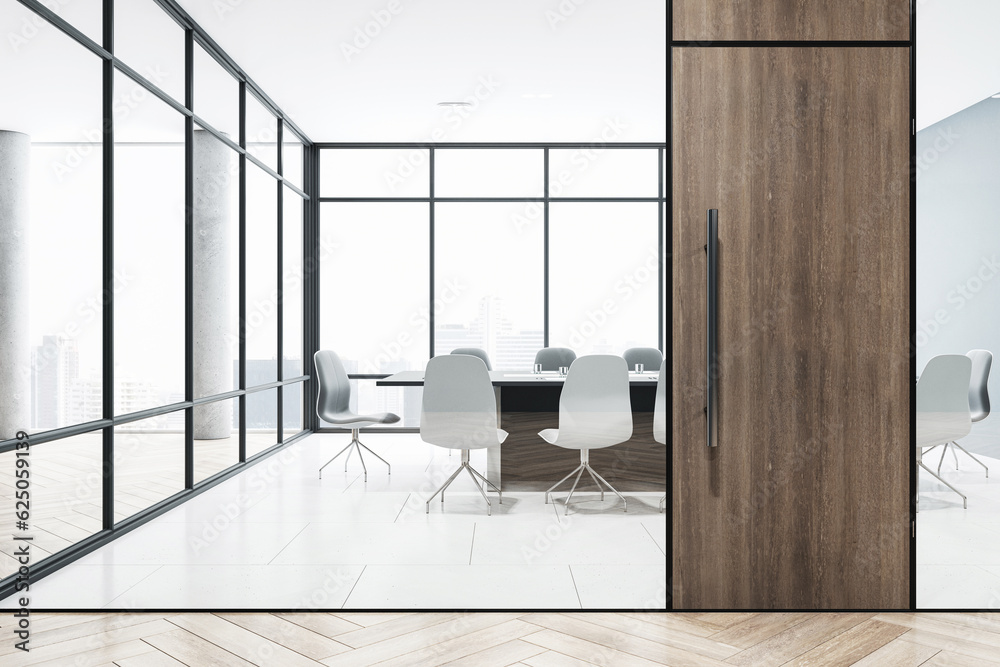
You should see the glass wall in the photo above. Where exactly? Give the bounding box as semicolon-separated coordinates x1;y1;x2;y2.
318;145;666;426
0;0;310;591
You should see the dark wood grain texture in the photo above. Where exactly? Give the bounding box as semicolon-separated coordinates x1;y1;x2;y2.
499;411;666;490
673;0;911;42
672;47;910;608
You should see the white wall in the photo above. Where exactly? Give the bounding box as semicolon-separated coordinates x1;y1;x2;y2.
917;0;1000;131
916;98;1000;451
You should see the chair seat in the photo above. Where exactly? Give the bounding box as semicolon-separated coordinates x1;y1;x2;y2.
321;411;400;427
424;428;508;450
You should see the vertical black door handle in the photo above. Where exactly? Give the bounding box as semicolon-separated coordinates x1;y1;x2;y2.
707;209;718;448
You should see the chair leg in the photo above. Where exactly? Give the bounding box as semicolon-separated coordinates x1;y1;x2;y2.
357;441;391;475
562;467;587;516
319;440;355;479
319;429;389;483
659;495;665;512
918;461;968;509
425;450;499;515
546;450;627;514
426;465;464;513
937;443;949;475
952;442;989;478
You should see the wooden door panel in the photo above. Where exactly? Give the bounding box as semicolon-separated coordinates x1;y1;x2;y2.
673;1;911;42
672;47;910;609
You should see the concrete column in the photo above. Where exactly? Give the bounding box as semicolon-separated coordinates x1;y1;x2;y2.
192;129;233;439
0;130;30;440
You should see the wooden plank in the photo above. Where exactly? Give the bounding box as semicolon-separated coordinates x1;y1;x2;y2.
897;629;1000;663
921;651;1000;667
331;612;465;649
114;649;188;667
708;612;814;649
440;639;546;667
320;614;520;667
375;619;539;667
522;651;602;667
274;613;364;639
850;638;939;667
875;614;1000;650
142;628;258;667
524;613;739;661
725;613;874;666
672;0;910;41
168;614;320;667
566;612;717;641
18;639;152;667
781;619;908;666
523;628;717;667
217;613;352;660
673;46;911;609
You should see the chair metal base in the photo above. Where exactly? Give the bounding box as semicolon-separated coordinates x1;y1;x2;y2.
918;461;967;509
426;450;501;516
937;441;989;478
319;428;390;482
545;450;626;515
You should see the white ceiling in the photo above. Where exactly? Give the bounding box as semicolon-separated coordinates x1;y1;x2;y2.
176;0;667;143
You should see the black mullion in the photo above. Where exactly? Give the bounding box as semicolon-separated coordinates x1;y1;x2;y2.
276;121;284;442
306;145;319;431
543;148;550;348
101;0;115;532
429;148;436;360
238;81;247;462
666;0;673;610
183;27;194;489
658;147;665;354
909;0;917;612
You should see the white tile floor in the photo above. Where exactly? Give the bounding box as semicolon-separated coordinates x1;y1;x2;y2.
918;441;1000;608
1;433;666;610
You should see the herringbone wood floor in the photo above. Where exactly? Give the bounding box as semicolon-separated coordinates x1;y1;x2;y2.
3;612;1000;666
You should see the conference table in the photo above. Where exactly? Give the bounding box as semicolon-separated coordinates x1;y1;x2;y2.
377;370;667;492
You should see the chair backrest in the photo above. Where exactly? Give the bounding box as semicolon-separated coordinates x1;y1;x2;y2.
967;349;992;423
421;354;500;450
917;354;973;449
534;347;577;371
623;347;663;371
556;355;633;449
450;347;493;371
314;350;352;419
653;363;666;444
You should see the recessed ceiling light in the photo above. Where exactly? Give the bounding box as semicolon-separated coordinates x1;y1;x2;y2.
437;101;472;107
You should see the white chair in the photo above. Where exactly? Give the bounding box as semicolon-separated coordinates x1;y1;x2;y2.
314;350;399;481
654;362;666;512
935;349;992;478
450;347;493;371
623;347;663;372
917;354;973;510
534;347;577;371
421;354;507;515
539;355;633;514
